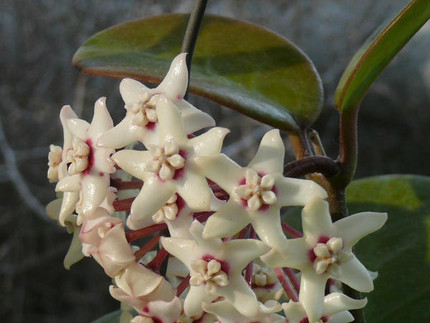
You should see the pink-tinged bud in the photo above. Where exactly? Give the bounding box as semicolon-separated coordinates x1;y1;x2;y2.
87;223;135;277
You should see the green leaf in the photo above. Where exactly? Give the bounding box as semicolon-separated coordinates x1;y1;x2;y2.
334;0;430;113
91;310;121;323
347;175;430;323
73;14;323;131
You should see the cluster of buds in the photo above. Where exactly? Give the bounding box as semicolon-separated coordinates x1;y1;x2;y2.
47;54;387;323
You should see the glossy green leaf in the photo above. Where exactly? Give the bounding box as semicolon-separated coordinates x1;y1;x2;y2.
73;14;323;131
347;175;430;323
91;310;121;323
335;0;430;113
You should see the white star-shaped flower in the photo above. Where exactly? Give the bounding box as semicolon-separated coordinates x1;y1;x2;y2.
54;98;116;225
112;98;228;230
97;53;215;149
196;129;327;251
280;293;367;323
262;197;387;322
161;221;270;319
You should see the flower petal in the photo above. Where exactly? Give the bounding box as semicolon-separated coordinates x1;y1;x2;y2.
261;238;309;269
299;270;326;323
323;292;367;317
127;179;175;230
195;154;243;192
301;198;333;242
88;97;114;138
223;239;270;271
276;177;327;207
178;100;215;133
55;174;81;192
189;127;230;156
112;150;152;181
217;276;259;317
97;116;142;149
202;200;250;239
248;129;284;174
156;97;187;144
176;172;212;210
250;209;289;252
120;78;150;104
335;212;388;249
156;53;188;100
338;256;374;292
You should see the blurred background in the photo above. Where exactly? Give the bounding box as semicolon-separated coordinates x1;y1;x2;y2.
0;0;429;322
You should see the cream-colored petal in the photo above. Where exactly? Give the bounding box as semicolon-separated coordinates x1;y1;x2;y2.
127;179;175;229
178;100;215;133
160;236;197;269
335;212;387;250
248;129;284;174
58;192;79;226
301;197;333;242
97;117;142;149
223;239;270;271
194;154;243;192
217;276;259;317
175;172;211;210
183;285;213;318
55;174;81;192
276;177;328;207
88;97;114;138
80;174;109;216
261;238;309;269
189;127;229;156
323;293;367;317
156;53;188;100
112;150;152;181
156;97;187;144
338;256;374;292
250;209;289;252
299;271;326;323
67;118;90;139
202;200;250;239
120;78;150;105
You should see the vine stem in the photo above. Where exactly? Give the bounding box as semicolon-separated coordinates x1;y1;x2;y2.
181;0;208;99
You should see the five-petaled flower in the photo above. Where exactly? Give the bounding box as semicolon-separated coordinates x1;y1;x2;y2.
262;197;387;322
112;97;228;230
161;220;270;319
197;129;327;252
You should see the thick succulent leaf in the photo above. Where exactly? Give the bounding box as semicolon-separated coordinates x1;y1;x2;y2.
73;14;323;131
346;175;430;323
335;0;430;113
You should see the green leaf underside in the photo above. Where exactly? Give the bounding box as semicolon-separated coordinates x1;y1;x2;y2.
73;14;323;131
334;0;430;113
91;310;121;323
347;175;430;323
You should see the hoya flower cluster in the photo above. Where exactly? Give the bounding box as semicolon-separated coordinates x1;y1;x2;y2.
47;54;387;323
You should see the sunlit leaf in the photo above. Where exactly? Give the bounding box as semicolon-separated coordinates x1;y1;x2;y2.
335;0;430;113
347;175;430;323
73;14;323;131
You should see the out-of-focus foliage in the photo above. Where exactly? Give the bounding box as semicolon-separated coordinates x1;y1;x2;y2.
73;14;323;130
0;0;428;322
